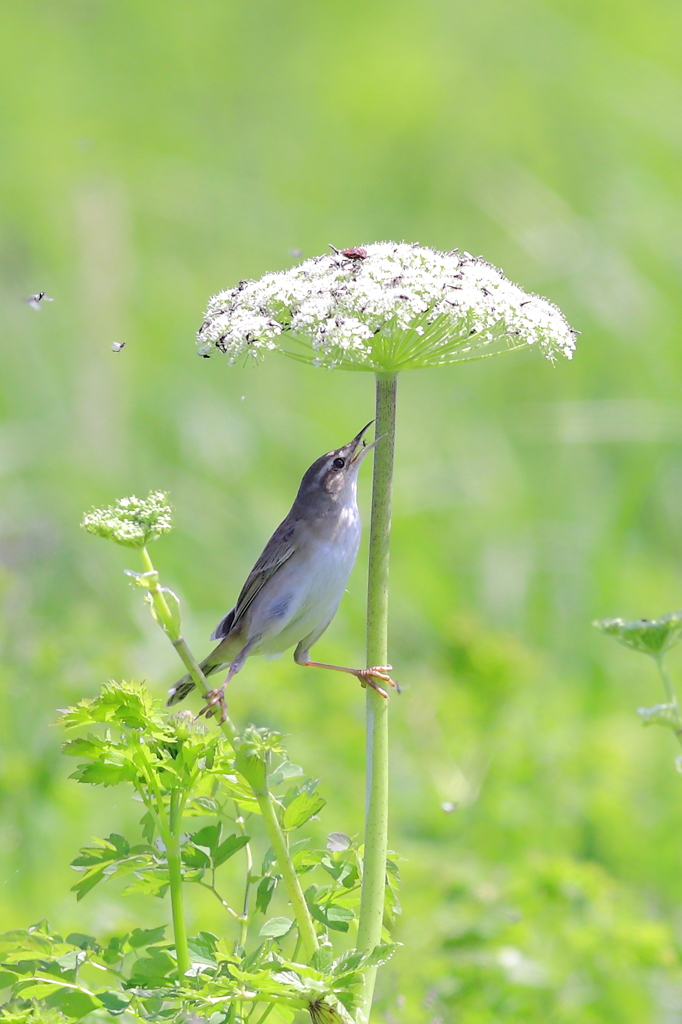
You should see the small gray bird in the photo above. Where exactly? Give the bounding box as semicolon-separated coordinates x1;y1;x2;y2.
167;423;396;717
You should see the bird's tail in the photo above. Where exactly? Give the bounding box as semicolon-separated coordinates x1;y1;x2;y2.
166;654;227;707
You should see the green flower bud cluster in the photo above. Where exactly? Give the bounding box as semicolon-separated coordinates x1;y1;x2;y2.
81;491;172;548
594;612;682;657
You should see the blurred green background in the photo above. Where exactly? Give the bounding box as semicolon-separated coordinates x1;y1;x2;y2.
2;0;682;1019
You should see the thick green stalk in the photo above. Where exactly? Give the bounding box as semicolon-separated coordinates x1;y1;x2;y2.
356;372;397;1020
167;791;191;977
255;789;319;961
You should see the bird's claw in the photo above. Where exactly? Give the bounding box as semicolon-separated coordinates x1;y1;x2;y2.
195;687;228;724
356;666;400;698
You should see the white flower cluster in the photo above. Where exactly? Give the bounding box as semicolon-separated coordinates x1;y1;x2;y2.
81;491;172;548
197;242;576;372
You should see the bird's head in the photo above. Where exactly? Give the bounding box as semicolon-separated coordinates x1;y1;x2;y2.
296;422;382;512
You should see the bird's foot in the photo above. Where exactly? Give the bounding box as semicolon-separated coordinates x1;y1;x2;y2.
356;666;400;698
196;685;228;724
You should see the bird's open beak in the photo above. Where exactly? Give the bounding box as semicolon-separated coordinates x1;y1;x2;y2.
348;421;386;464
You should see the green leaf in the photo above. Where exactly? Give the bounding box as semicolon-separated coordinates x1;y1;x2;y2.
187;931;219;962
363;942;400;968
97;990;131;1014
70;760;137;786
128;926;166;949
256;875;279;914
140;810;155;843
594;612;682;657
45;987;101;1018
71;867;107;901
267;761;304;789
282;792;326;831
0;970;18;988
127;947;176;985
64;933;97;951
259;917;293;939
61;736;108;758
213;833;250;868
309;903;355;933
190;823;222;853
182;843;211;869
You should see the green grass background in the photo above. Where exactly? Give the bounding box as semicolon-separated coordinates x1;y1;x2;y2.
3;0;682;1019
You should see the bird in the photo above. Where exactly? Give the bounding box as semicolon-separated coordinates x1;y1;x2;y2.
167;422;397;718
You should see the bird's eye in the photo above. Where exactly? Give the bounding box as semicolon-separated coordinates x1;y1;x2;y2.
333;457;345;469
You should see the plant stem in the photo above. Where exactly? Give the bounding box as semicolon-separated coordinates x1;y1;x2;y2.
254;789;318;960
139;546;239;745
236;805;253;950
139;546;318;961
167;791;191;978
356;372;397;1020
656;655;682;748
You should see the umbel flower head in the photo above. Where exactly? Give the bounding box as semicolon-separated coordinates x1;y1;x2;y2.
81;491;172;548
594;612;682;658
197;242;577;372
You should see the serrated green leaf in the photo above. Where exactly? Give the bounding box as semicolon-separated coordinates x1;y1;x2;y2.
213;833;249;868
71;867;107;901
190;823;222;853
282;792;326;831
128;926;166;949
127;947;176;985
64;933;97;951
363;942;400;968
182;843;211;869
69;760;137;787
45;986;101;1018
97;990;130;1014
61;736;108;758
309;903;354;933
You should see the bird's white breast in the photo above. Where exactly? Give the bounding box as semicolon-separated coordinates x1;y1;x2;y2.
252;503;361;655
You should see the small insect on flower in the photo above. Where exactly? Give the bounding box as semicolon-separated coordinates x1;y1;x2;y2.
329;244;368;260
25;291;54;310
111;341;126;353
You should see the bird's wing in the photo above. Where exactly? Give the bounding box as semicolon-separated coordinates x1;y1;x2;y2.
224;519;299;633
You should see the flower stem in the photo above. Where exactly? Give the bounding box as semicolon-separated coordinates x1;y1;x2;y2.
356;372;397;1020
139;546;239;746
656;655;682;747
167;791;190;978
254;788;319;961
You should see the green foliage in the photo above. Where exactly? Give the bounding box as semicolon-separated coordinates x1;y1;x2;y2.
0;676;399;1021
0;921;398;1023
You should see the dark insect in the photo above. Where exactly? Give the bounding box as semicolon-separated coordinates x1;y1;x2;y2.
25;291;54;310
328;244;368;260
